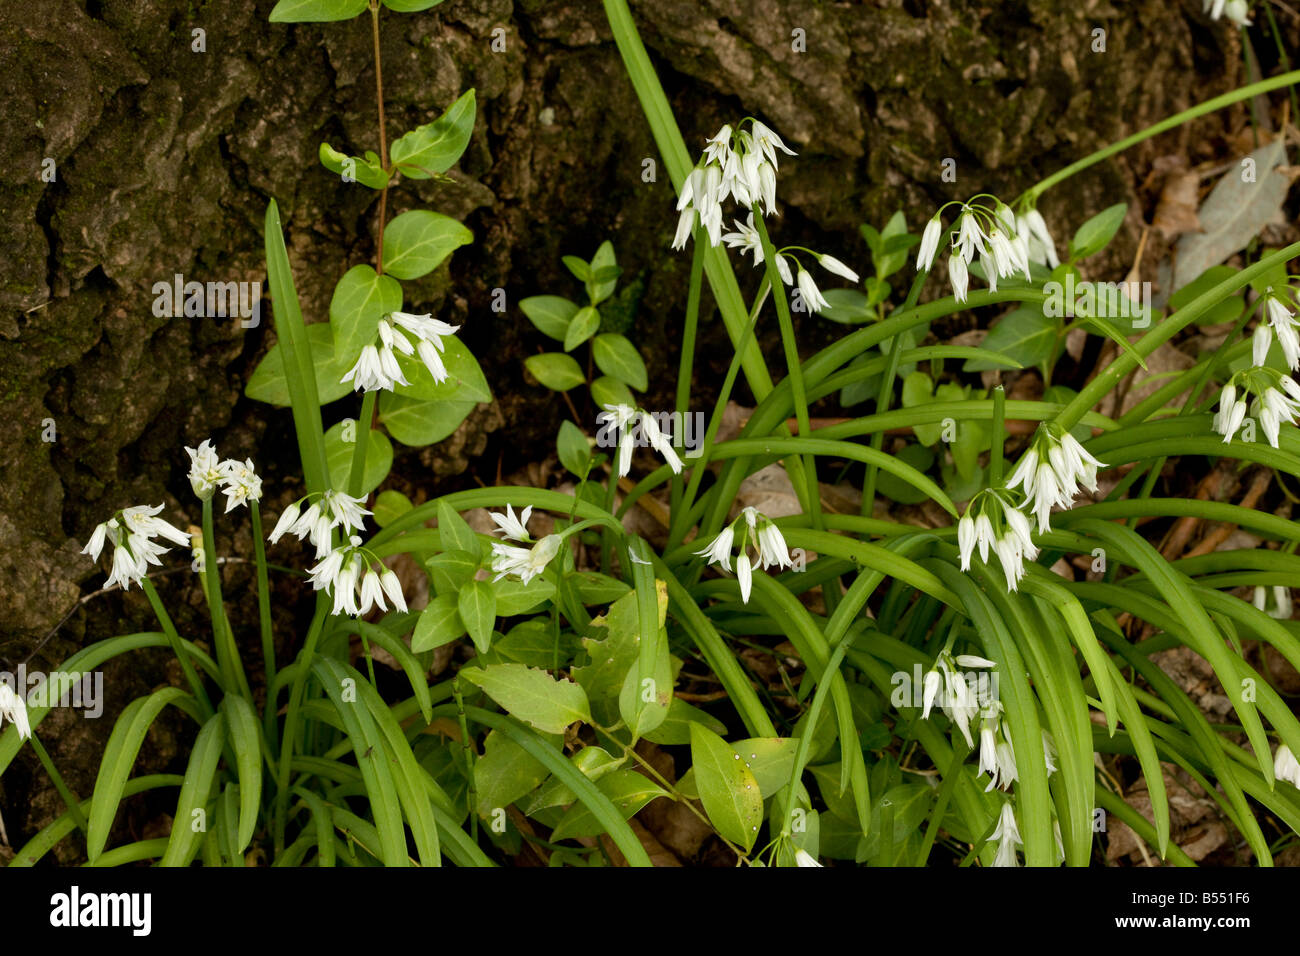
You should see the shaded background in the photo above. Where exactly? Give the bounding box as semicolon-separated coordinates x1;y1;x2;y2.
0;0;1282;853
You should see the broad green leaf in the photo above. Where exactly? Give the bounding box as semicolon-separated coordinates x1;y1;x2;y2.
458;580;497;654
492;575;555;615
564;306;602;352
459;663;591;734
391;334;490;404
324;419;393;496
1169;265;1244;327
875;443;933;505
549;770;669;841
876;210;911;277
819;288;873;324
573;587;664;701
246;323;355;407
270;0;367;21
962;305;1056;372
382;210;472;281
426;549;479;594
562;255;591;282
1069;202;1127;260
330;264;402;364
731;737;800;798
901;372;939;445
587;241;620;305
437;500;479;554
378;393;477;446
589;375;635;409
373;489;413;527
557;421;591;477
389;89;476;179
411;592;466;652
525;746;623;813
525;353;584;391
520;295;578;341
591;333;647;391
569;571;631;604
318;142;389;190
474;729;550;819
497;619;578;668
690;723;763;851
641;698;729;745
382;0;445;10
618;624;671;739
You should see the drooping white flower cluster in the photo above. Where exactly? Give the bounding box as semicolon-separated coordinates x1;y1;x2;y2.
1212;370;1300;448
597;404;683;478
342;311;461;393
990;802;1022;868
1007;422;1106;535
487;505;564;584
1254;288;1300;371
916;198;1044;303
1253;585;1293;620
718;212;859;315
1204;0;1252;27
694;506;792;604
82;505;193;591
268;489;371;560
920;649;995;748
184;440;263;512
674;120;796;249
976;702;1059;793
956;488;1041;592
0;684;31;740
1276;744;1300;790
308;535;407;618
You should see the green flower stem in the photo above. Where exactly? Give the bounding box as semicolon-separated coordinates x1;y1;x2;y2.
1263;6;1300;124
201;497;253;704
671;236;705;521
29;732;89;838
601;459;619;575
752;207;825;531
990;385;1006;487
601;0;773;402
861;273;926;518
140;577;214;720
347;391;377;499
1054;242;1300;431
273;602;329;856
670;286;767;558
1023;70;1300;205
250;505;276;690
